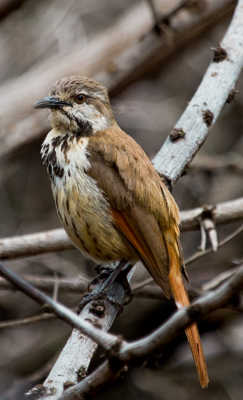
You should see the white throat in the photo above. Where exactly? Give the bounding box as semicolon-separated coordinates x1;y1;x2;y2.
72;103;109;132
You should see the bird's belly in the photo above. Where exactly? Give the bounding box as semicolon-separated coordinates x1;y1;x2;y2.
52;174;134;263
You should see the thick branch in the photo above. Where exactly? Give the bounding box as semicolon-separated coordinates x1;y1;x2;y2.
191;153;243;174
60;265;243;399
42;274;129;400
1;197;242;260
153;0;243;184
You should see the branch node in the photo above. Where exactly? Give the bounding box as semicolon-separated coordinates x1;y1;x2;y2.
199;205;218;252
187;303;202;321
109;335;124;356
201;204;216;219
226;88;239;104
25;383;53;398
89;300;106;318
211;45;228;62
202;109;214;127
84;317;102;330
170;128;186;142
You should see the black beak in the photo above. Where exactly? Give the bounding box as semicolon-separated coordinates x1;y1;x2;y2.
34;96;72;109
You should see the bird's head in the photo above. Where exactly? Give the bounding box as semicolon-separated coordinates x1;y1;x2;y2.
34;76;114;136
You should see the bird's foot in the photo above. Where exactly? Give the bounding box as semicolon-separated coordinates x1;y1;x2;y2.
78;261;133;312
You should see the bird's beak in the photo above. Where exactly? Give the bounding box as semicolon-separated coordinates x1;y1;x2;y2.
34;96;72;109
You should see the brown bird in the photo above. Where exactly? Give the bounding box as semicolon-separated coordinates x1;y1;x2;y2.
35;76;209;388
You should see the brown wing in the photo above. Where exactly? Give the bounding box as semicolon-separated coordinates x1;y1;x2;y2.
87;125;209;385
111;208;171;297
87;124;181;298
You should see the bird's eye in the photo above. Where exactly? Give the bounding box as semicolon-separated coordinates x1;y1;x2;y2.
75;94;86;104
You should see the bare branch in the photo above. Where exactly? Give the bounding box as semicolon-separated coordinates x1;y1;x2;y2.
106;0;234;96
0;312;55;329
191;152;243;174
0;228;73;259
41;267;135;400
153;0;243;184
0;0;234;157
202;266;240;291
0;263;134;399
186;223;243;265
0;274;87;292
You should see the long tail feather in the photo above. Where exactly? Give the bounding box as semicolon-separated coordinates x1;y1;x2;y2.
167;236;209;388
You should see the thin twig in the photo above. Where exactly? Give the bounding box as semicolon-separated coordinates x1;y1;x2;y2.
191;152;243;174
0;274;87;292
0;312;55;329
186;223;243;265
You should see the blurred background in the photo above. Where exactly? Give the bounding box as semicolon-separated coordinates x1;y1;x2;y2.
0;0;243;399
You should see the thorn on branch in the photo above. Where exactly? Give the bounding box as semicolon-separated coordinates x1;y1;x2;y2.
77;366;87;381
170;128;186;142
212;45;228;62
202;109;214;127
89;300;106;318
226;88;239;104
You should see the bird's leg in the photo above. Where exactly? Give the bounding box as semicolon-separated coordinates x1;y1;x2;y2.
78;260;133;311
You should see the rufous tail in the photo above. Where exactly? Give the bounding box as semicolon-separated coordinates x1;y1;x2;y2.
167;236;209;388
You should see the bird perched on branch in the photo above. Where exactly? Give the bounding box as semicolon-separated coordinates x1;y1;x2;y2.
35;75;209;388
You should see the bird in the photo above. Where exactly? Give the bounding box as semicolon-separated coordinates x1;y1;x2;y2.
35;75;209;388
